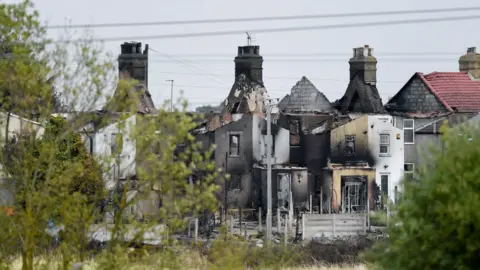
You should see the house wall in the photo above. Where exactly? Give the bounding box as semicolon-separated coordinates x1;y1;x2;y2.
330;115;370;164
215;115;254;209
0;112;45;207
257;166;311;210
393;114;471;178
94;114;137;190
367;115;404;202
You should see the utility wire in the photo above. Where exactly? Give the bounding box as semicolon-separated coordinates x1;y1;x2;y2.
148;47;231;87
47;7;480;29
73;15;480;42
149;52;465;57
151;71;405;83
147;58;461;63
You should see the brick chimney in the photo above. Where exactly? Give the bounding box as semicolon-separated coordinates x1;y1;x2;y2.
348;45;377;85
234;45;263;83
118;42;149;88
459;47;480;73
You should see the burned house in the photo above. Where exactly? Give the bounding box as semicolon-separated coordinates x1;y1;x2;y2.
385;47;480;179
334;45;385;115
77;42;160;221
319;45;403;212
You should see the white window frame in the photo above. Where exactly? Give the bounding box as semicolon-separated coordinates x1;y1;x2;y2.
404;163;415;180
403;119;415;144
379;133;390;156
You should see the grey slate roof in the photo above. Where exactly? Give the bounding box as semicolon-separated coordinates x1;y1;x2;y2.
278;76;335;113
334;75;385;114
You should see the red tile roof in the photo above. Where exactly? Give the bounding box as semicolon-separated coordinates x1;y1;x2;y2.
418;71;480;112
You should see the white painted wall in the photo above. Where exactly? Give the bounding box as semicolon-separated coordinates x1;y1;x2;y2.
0;112;45;206
93;114;136;190
367;115;404;203
252;115;290;165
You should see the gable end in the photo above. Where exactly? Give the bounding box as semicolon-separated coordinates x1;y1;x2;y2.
386;75;449;113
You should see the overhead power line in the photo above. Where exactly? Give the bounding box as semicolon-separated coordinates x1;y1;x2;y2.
147;57;461;63
47;7;480;29
149;52;465;57
74;15;480;42
152;71;405;84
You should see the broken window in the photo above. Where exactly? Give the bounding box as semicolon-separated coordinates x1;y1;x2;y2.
229;134;240;156
404;163;415;180
290;134;300;146
229;174;241;190
344;135;356;156
289;120;299;134
111;133;123;155
404;119;414;144
379;134;390;155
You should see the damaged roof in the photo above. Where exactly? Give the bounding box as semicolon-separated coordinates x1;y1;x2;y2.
278;76;336;113
102;79;157;114
334;75;385;114
221;73;267;115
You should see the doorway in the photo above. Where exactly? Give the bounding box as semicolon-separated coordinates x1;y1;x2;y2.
341;176;367;213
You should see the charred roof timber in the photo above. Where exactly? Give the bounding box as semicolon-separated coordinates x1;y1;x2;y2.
234;45;263;83
349;45;377;85
118;42;149;88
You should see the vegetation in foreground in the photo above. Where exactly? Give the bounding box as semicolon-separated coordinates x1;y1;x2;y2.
366;122;480;269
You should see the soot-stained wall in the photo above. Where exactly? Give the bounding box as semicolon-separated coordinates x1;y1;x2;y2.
254;166;313;210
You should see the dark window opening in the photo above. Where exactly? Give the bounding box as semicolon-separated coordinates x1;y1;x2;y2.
290;134;300;146
404;163;415;180
111;133;123;155
229;134;240;156
229;174;241;190
290;120;299;134
344;135;356;156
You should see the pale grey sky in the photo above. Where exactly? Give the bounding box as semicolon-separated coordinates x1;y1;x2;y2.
6;0;480;109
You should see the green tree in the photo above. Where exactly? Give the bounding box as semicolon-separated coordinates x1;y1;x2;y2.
366;122;480;270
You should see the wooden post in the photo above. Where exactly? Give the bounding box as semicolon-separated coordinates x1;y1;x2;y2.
348;192;351;214
309;194;313;214
386;204;390;227
302;213;305;241
289;192;293;231
194;218;199;242
367;196;370;232
239;208;242;236
258;207;262;231
277;208;281;233
328;193;332;214
244;221;247;240
188;220;191;237
284;214;288;246
320;187;323;215
332;214;336;235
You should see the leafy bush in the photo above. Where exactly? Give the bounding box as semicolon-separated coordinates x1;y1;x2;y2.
366;122;480;269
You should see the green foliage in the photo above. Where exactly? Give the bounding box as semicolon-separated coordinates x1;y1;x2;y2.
366;123;480;270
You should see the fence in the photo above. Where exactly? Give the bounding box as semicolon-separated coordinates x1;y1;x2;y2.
302;213;367;240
